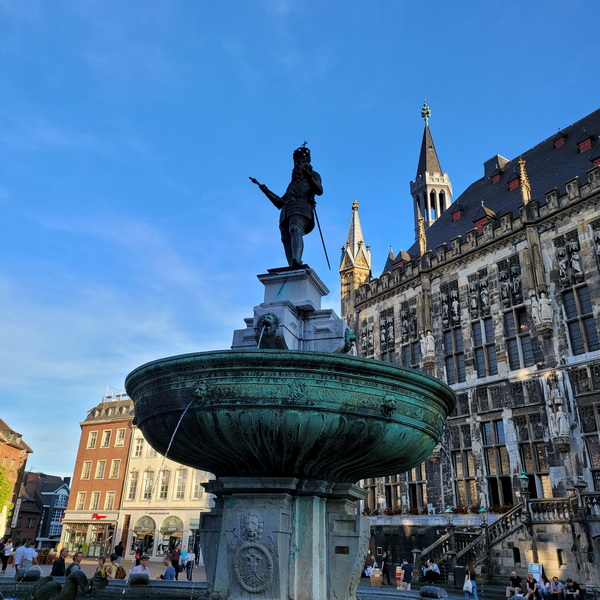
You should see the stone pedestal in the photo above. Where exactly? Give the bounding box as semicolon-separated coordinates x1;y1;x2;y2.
232;266;353;353
199;478;369;600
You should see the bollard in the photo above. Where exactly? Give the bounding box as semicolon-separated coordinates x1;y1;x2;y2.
396;565;404;589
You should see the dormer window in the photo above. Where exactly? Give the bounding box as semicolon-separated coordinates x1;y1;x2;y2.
508;177;519;192
554;132;566;149
578;130;592;153
474;217;488;233
491;174;501;184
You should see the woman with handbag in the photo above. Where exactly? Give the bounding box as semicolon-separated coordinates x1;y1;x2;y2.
463;563;479;600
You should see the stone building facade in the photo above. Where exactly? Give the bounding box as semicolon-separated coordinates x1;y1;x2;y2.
341;105;600;585
117;428;213;564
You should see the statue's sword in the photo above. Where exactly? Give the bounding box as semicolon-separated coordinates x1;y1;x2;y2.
313;205;331;270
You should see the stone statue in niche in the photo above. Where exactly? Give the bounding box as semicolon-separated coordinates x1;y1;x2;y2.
440;292;449;327
420;330;435;358
479;279;489;315
387;318;394;346
511;266;523;304
571;251;583;281
557;248;569;285
530;294;541;326
469;283;479;318
547;376;571;450
360;326;368;355
367;326;374;354
409;309;418;340
400;311;409;342
380;321;387;352
539;292;553;323
450;290;460;324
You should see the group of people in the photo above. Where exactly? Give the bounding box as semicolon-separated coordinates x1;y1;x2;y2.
507;571;583;599
363;551;415;589
130;543;196;581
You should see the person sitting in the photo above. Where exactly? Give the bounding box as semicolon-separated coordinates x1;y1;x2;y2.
158;554;176;580
565;579;581;597
506;571;524;598
550;576;565;600
422;559;441;582
524;572;538;600
538;575;552;600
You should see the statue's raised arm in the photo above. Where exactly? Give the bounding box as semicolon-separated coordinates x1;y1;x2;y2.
250;145;323;268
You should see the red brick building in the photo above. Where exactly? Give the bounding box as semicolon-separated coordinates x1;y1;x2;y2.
60;393;134;556
0;420;33;540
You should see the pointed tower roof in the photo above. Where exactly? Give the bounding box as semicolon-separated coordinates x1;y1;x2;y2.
345;199;366;259
416;101;443;178
339;200;372;272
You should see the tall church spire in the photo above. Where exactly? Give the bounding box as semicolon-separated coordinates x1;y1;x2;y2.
339;200;372;322
410;101;453;243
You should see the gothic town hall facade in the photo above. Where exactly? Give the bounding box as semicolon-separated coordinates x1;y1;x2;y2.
340;105;600;585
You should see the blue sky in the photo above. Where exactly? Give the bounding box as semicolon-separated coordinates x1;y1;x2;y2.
1;0;598;477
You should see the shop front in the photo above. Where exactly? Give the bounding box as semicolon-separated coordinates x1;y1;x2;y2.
61;515;117;557
158;516;184;554
131;516;156;556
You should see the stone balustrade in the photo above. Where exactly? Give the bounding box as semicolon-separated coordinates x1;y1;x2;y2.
582;492;600;519
529;498;576;522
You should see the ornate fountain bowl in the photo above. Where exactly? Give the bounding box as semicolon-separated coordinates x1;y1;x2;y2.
125;349;455;484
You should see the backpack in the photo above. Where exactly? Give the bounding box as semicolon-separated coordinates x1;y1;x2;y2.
115;565;127;579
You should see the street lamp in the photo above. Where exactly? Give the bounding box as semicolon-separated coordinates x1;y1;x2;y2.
444;506;454;525
517;472;530;495
478;506;488;527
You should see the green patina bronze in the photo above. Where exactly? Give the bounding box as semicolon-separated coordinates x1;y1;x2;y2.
126;349;455;484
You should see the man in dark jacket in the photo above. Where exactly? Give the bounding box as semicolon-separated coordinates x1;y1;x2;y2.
251;144;323;267
51;548;70;576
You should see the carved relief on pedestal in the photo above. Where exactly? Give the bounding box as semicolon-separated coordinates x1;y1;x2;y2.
232;512;275;594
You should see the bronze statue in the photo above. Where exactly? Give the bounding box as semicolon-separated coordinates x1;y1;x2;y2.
250;144;323;267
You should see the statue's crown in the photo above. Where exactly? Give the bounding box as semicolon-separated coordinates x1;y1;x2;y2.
293;145;311;162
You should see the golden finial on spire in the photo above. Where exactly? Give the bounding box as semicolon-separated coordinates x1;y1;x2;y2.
352;200;359;211
518;158;531;205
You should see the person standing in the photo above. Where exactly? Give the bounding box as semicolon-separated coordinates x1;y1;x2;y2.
113;541;124;565
66;551;83;575
158;554;176;581
1;538;12;573
464;563;479;600
185;548;196;581
171;544;181;580
51;548;69;576
13;542;27;571
400;559;414;590
0;539;7;573
22;541;37;570
381;551;392;586
131;554;151;575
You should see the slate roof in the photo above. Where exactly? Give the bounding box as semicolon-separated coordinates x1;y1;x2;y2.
416;125;443;178
400;108;600;263
0;419;34;453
